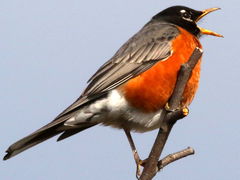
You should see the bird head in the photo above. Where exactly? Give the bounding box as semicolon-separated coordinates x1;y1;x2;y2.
153;6;223;37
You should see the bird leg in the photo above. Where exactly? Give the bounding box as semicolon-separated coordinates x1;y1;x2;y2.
124;129;145;178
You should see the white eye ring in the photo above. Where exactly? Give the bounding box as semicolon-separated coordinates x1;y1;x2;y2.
180;10;192;22
180;9;186;13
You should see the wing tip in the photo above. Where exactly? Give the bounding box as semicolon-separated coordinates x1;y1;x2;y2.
56;135;64;142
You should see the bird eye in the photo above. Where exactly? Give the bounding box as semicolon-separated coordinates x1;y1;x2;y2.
182;12;191;19
179;10;193;22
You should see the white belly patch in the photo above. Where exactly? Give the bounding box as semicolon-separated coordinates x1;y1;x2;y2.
65;90;164;132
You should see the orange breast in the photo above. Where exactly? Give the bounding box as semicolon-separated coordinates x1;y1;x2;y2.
120;27;202;112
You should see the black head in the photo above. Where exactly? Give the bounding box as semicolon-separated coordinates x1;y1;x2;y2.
152;6;222;37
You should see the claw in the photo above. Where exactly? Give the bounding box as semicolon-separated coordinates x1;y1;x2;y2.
182;107;189;116
136;159;148;178
136;163;142;178
164;102;172;112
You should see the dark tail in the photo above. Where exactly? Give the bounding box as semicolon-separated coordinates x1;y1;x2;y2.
3;122;96;160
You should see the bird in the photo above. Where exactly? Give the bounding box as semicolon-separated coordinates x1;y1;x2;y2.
4;5;222;167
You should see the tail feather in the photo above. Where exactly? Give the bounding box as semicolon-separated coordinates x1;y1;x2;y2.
57;124;96;142
3;123;96;160
3;125;62;160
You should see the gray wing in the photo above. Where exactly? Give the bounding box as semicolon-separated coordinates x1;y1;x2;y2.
85;23;179;96
55;22;180;120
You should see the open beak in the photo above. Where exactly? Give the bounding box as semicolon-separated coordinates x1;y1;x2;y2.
196;8;223;37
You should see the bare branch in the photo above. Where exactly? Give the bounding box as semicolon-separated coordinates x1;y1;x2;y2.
139;47;203;180
158;147;195;170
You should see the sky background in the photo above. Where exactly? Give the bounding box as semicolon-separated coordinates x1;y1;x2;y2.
1;0;239;179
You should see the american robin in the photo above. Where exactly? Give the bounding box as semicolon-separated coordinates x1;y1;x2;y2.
4;5;222;166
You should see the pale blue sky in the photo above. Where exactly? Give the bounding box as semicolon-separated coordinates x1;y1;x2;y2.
1;0;239;179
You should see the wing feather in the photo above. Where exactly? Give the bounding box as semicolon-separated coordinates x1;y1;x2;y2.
52;22;179;123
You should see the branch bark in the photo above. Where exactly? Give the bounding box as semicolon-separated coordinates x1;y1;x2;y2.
158;147;195;170
139;47;203;180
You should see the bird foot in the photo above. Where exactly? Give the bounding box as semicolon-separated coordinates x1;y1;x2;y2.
165;103;189;116
136;158;148;179
164;102;173;112
182;107;189;116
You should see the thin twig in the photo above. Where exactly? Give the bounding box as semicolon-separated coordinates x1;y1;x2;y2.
139;47;203;180
158;147;195;170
